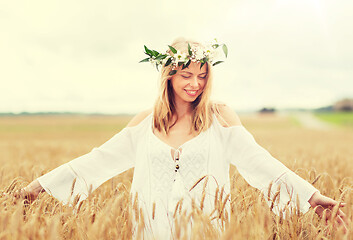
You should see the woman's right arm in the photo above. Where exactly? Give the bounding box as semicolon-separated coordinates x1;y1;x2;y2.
9;109;151;206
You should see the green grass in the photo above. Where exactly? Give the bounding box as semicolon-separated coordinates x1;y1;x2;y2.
314;111;353;128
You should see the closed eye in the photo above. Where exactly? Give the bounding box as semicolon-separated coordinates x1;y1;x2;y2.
182;75;206;79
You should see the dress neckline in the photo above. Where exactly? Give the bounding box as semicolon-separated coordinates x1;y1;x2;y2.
150;112;215;151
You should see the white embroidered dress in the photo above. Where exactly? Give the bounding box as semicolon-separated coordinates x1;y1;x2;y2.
37;112;320;239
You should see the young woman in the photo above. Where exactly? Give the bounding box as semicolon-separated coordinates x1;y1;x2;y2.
4;37;349;238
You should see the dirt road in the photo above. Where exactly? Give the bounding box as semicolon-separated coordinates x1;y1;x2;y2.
289;112;337;131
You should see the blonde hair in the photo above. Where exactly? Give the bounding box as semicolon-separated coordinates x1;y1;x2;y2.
152;37;223;135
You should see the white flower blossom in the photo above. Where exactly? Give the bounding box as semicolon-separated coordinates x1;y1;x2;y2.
149;58;156;66
173;50;187;64
194;48;204;60
204;46;215;59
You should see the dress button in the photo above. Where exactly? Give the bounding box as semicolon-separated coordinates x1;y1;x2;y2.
175;164;179;169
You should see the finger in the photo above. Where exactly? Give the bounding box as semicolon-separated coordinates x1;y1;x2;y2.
336;213;349;230
335;215;348;235
337;209;350;226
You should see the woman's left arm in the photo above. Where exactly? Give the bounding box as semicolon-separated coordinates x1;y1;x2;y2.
225;125;319;214
224;125;349;233
217;104;349;233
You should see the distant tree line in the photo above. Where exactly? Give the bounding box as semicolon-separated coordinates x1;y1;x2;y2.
315;98;353;112
333;98;353;111
259;107;276;113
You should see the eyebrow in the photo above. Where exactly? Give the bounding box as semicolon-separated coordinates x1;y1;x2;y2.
181;71;207;75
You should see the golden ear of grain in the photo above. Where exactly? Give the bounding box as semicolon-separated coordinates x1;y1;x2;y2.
267;181;274;201
200;190;206;211
200;176;209;211
173;200;180;218
152;202;156;220
179;198;184;215
77;200;84;214
218;193;230;219
296;194;301;217
311;174;321;185
5;178;21;193
72;193;81;208
70;178;77;197
219;186;225;202
270;190;280;212
214;186;219;209
189;175;207;192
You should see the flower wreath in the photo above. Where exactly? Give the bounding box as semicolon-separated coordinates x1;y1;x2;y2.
139;39;228;75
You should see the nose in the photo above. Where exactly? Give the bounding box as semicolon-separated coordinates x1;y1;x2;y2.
189;76;198;88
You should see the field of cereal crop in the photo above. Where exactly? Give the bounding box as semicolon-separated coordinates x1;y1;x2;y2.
0;112;352;239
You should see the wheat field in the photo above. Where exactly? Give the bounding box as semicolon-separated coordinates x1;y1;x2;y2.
0;113;352;239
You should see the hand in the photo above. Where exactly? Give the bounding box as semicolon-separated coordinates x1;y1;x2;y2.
308;191;350;235
1;180;45;204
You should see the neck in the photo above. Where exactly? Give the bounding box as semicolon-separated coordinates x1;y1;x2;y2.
174;99;193;120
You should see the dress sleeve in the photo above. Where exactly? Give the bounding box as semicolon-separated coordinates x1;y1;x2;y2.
225;125;320;218
36;127;135;208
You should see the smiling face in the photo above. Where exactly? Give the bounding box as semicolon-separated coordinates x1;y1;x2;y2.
170;61;208;105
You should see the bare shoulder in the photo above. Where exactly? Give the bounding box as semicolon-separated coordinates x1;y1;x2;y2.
212;101;242;127
126;108;153;127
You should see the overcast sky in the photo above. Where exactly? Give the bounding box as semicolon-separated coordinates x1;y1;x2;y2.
1;0;352;114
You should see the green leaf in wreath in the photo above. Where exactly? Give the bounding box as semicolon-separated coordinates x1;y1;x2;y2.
169;70;177;75
222;44;228;58
139;57;150;63
144;45;152;56
164;57;172;67
168;45;177;54
178;62;184;66
152;50;159;57
200;62;206;69
155;54;166;60
212;61;223;66
188;43;192;56
182;60;191;70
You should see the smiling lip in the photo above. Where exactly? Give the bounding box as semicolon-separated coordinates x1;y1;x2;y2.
185;89;198;96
